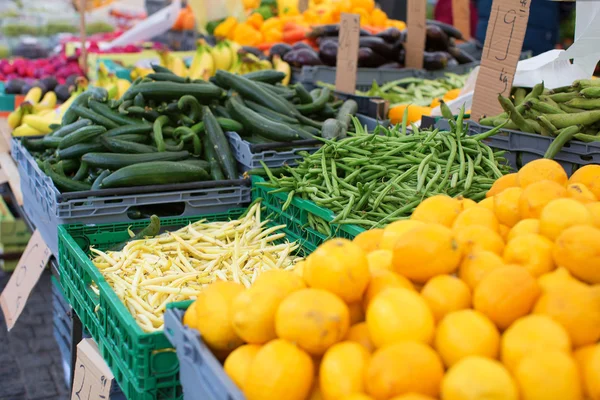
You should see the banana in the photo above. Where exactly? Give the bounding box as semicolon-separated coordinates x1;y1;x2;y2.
228;40;241;69
22;114;59;134
24;87;43;104
12;124;44;137
116;79;131;99
171;56;188;77
189;40;215;80
210;42;233;72
33;91;57;112
273;55;291;86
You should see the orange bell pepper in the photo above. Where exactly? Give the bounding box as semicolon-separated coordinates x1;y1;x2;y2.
352;7;371;25
443;89;462;102
261;17;282;34
247;13;264;30
263;28;283;43
351;0;375;13
389;104;432;125
283;28;308;44
233;23;263;46
214;17;238;38
371;8;387;28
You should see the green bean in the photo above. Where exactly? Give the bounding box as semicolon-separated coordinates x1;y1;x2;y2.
282;190;295;211
465;155;475;190
544;126;580;159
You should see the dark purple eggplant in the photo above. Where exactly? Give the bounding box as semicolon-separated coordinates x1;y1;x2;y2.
375;27;403;43
378;62;402;69
426;20;464;41
240;46;269;60
307;24;372;38
319;41;338;66
398;49;406;66
359;36;397;60
292;42;313;51
447;56;459;68
283;48;323;67
423;51;449;71
269;43;293;59
358;47;388;68
426;25;451;52
447;46;477;64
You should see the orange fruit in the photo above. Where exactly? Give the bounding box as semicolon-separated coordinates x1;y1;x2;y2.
391;224;463;283
420;275;471;322
194;281;245;352
539;198;593;241
293;260;306;277
224;344;261;390
232;285;286;344
573;344;597;399
319;342;370;400
514;350;582;400
434;310;500;368
567;183;597;203
518;180;567;219
366;249;393;272
410;195;462;227
473;265;541;330
365;341;444;399
389;395;436;400
582;344;600;400
244;339;314;400
441;356;518;400
569;164;600;199
486;173;519;197
507;219;540;242
380;220;425;251
353;229;384;254
478;196;495;211
517;159;568;188
554;225;600;284
457;195;478;210
503;233;555;277
498;224;510;241
307;382;323;400
586;202;600;227
458;250;505;290
454;225;505;255
348;301;365;325
339;395;375;400
452;206;500;233
304;239;370;303
275;288;350;355
345;322;375;353
366;288;435;347
362;269;414;311
493;187;523;227
501;314;572;373
537;267;587;293
183;301;198;329
253;269;306;293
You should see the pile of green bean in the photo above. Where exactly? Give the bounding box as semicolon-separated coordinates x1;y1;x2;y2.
257;111;512;232
480;80;600;159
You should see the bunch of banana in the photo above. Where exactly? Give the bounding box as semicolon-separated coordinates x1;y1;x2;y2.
97;63;131;100
9;87;61;136
189;39;216;80
130;66;154;79
159;51;189;77
231;53;273;74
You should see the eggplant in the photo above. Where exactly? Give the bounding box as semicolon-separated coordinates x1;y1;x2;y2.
307;24;372;38
40;77;58;91
447;56;459;68
319;41;338;66
283;48;323;67
375;27;403;43
448;46;477;64
378;62;403;69
269;43;293;59
358;47;388;68
4;79;25;94
54;84;71;102
359;36;397;60
426;25;451;52
426;20;464;41
292;42;313;51
241;46;268;60
423;51;449;71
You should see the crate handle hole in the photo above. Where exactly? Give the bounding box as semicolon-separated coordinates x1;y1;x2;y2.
127;202;186;220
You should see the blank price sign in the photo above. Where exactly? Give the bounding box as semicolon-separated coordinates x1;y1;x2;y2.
0;230;51;330
71;339;114;400
471;0;532;121
335;13;361;94
405;0;427;69
452;0;471;40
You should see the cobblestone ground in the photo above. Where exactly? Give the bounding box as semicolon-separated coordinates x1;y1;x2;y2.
0;270;70;400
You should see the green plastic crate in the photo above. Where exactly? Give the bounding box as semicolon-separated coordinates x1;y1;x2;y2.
253;176;365;251
57;206;311;400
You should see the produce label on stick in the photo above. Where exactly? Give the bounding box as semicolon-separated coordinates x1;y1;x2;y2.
298;0;308;13
71;339;114;400
452;0;471;40
0;230;51;331
471;0;531;121
335;13;361;94
406;0;426;69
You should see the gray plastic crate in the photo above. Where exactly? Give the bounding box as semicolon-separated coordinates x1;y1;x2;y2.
164;308;244;400
299;66;425;91
226;114;390;171
435;120;600;176
11;138;251;255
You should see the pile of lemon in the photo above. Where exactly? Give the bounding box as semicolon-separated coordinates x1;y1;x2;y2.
184;159;600;400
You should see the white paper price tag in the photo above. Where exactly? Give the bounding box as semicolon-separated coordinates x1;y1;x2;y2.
71;339;115;400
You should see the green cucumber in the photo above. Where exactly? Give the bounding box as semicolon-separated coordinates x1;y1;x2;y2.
58;126;107;149
70;105;119;129
181;159;211;171
213;105;232;119
296;87;330;115
99;136;158;154
82;151;190;169
336;99;358;129
244;100;299;124
115;134;148;143
133;93;145;108
101;161;209;188
57;143;106;159
178;95;203;121
242;70;286;84
151;64;175;74
294;84;314;104
103;125;152;137
87;86;109;102
88;100;146;126
61;159;80;175
44;160;92;192
72;161;89;181
91;170;111;190
62;92;93;125
123;82;224;102
153;115;170;152
322;118;346;140
147;73;189;83
202;135;225;181
51;119;92;137
203;106;237;180
255;81;296;99
42;135;63;148
21;138;47;152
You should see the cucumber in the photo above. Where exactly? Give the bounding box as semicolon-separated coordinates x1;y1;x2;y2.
202;135;225;181
44;160;92;192
21;138;47;152
153;115;170;152
110;215;161;251
322;118;346;140
61;159;80;174
103;125;152;137
294;84;314;104
51;119;92;138
123;82;224;102
100;136;158;154
57;143;106;159
147;73;189;83
62;92;93;125
296;87;330;115
244;100;299;124
336;100;358;129
88;100;146;126
178;95;202;121
203;106;237;180
181;159;211;171
42;135;63;148
87;86;109;102
242;70;286;84
101;161;210;188
213;105;232;119
82;151;190;169
91;170;111;190
73;161;89;181
58;126;107;149
70;105;119;129
151;64;175;74
255;81;296;99
133;93;145;108
115;134;149;143
189;118;244;135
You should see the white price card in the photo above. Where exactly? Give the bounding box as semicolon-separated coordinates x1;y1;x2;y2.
335;13;361;94
71;339;115;400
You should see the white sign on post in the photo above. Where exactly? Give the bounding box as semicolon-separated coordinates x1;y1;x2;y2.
471;0;532;121
0;230;51;330
335;13;361;94
71;339;115;400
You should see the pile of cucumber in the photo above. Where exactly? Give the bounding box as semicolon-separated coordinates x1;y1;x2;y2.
21;66;360;192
